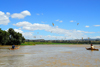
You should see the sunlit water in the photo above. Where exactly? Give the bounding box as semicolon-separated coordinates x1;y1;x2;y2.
0;45;100;67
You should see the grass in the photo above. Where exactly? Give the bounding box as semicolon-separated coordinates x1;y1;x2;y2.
21;42;35;45
21;42;80;45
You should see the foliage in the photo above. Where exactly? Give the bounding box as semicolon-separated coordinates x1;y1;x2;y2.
0;29;10;45
0;28;25;45
21;41;100;45
21;42;77;45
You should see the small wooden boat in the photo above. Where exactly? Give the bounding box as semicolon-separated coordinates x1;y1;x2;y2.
9;46;20;50
9;48;16;50
86;48;99;51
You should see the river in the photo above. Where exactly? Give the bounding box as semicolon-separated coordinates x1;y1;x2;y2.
0;45;100;67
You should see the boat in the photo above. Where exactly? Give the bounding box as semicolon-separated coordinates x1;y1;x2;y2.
86;48;99;51
9;48;17;50
9;46;20;50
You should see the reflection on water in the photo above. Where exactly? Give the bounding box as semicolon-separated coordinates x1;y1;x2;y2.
0;45;100;67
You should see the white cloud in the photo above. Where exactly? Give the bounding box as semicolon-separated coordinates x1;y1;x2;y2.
55;19;63;23
41;21;45;23
55;19;59;21
36;13;43;15
14;29;34;38
36;13;40;15
29;34;88;40
5;27;95;40
70;20;74;22
13;21;91;39
77;30;95;33
11;10;31;19
6;12;10;17
13;21;99;39
94;25;100;27
4;28;100;40
0;11;10;25
84;32;95;33
85;25;89;28
6;28;33;38
13;21;32;27
14;28;23;33
35;35;70;40
19;28;21;30
70;20;76;22
59;20;63;23
5;28;23;33
90;36;100;39
23;32;34;38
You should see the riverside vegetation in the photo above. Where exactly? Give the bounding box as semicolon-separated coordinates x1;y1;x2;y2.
21;41;100;45
21;42;77;45
0;28;25;45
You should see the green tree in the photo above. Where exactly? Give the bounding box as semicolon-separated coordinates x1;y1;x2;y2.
0;28;25;45
22;36;25;43
0;28;4;45
7;28;25;45
0;28;10;45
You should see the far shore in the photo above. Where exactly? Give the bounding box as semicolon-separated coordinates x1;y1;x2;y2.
0;44;100;48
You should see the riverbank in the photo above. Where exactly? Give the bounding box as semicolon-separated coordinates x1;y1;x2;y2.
21;42;74;45
21;42;90;45
0;42;99;46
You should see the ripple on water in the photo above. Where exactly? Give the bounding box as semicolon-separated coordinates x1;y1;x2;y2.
0;45;100;67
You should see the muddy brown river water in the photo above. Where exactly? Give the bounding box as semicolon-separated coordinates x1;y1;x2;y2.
0;45;100;67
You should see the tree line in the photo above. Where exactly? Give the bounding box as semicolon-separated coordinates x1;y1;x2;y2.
0;28;25;45
26;40;100;44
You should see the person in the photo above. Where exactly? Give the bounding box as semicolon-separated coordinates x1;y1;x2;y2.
91;44;94;49
12;44;15;49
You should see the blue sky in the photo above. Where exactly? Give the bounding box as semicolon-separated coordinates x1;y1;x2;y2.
0;0;100;40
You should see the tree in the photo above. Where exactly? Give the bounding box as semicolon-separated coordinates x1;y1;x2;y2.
0;29;10;45
22;36;25;43
0;28;25;45
7;28;25;45
15;32;22;45
2;31;9;45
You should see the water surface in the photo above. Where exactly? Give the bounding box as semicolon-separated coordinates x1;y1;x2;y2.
0;45;100;67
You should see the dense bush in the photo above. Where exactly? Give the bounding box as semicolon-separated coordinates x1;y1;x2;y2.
0;28;25;45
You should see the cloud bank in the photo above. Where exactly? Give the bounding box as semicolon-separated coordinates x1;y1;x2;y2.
13;21;92;39
85;25;89;28
94;25;100;27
